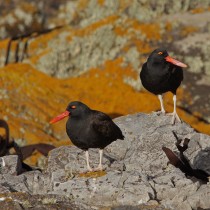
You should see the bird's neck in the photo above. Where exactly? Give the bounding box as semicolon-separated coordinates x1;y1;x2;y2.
147;59;168;74
69;112;90;122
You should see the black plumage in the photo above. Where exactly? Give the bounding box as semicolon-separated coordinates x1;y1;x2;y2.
140;48;187;124
50;101;124;172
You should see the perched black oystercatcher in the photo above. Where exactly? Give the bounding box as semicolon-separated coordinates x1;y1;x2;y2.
50;101;124;172
140;48;187;124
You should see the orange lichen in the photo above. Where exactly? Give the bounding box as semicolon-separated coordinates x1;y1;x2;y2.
29;49;50;64
128;20;161;40
78;170;106;178
20;2;37;13
190;7;205;14
0;38;11;51
118;0;132;12
132;38;152;53
24;150;43;166
97;0;105;6
114;19;161;41
0;128;6;136
114;26;128;36
29;29;62;52
181;26;198;37
77;0;89;10
165;22;172;32
0;39;20;60
138;23;161;40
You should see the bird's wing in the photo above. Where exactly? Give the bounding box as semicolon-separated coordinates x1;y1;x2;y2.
91;111;124;140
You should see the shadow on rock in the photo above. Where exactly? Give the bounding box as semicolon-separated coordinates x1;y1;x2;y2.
162;131;209;183
193;146;210;177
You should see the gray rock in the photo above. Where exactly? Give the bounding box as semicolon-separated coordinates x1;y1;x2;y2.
0;184;11;193
79;0;210;24
0;192;82;210
1;113;210;210
0;155;22;176
34;24;126;78
45;113;210;209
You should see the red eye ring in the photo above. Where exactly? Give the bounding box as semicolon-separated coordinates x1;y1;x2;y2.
71;105;76;109
158;52;163;55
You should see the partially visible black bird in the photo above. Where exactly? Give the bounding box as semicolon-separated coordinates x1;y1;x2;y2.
50;101;124;172
140;48;187;124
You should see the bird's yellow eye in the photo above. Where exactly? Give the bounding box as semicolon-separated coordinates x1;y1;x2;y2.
71;105;76;109
158;52;163;55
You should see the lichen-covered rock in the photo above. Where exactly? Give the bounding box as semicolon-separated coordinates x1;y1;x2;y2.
36;24;124;78
1;0;210;39
171;32;210;123
0;193;81;210
0;2;43;39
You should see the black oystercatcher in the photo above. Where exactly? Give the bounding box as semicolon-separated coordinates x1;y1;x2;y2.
50;101;124;172
140;48;187;124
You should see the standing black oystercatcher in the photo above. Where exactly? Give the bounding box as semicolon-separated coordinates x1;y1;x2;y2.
140;48;187;124
50;101;124;172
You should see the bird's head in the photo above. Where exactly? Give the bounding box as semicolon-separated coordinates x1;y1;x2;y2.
148;48;187;68
50;101;90;124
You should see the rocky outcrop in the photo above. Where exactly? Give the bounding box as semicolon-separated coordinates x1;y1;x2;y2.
1;1;210;78
0;113;210;209
172;32;210;123
27;10;210;80
1;0;210;39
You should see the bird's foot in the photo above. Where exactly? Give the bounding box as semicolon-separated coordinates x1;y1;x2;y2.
93;164;104;172
85;165;93;173
153;110;166;116
167;112;181;124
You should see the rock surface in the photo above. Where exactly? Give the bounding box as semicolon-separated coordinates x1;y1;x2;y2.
1;0;210;39
0;113;210;209
0;155;22;176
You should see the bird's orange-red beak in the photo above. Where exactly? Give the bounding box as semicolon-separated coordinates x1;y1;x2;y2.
50;111;70;124
165;56;187;68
